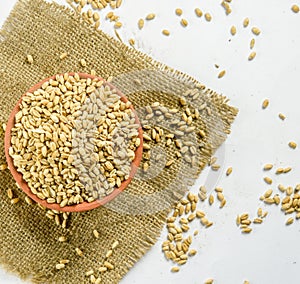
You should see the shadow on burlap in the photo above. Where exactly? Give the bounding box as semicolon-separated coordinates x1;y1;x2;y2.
0;0;238;283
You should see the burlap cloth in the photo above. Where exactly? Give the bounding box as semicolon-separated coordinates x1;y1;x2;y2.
0;0;238;283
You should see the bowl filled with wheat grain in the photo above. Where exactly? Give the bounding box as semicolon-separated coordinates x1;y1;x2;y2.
4;73;143;212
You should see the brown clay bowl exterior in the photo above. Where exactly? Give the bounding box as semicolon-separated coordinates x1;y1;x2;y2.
4;73;143;212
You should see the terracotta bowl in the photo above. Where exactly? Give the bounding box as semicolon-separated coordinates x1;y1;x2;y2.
4;73;143;212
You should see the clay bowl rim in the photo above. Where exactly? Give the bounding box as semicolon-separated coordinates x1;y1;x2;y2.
4;72;143;212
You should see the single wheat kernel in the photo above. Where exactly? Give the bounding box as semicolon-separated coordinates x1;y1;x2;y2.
80;0;86;7
180;218;188;225
274;195;280;204
129;38;135;46
185;203;191;214
242;227;252;233
248;51;256;61
56;264;65;270
80;58;87;67
250;38;255;49
116;0;122;8
162;29;170;36
288;141;297;149
188;249;197;256
244;281;250;284
58;236;67;242
286;217;294;225
205;279;214;284
243;17;249;27
264;198;275;204
278;113;286;120
205;13;212;22
236;215;241;226
175;8;183;16
112;240;119;249
93;12;100;21
211;164;221;171
187;213;196;222
90;275;96;283
95;20;100;29
11;198;20;205
282;196;291;204
106;12;114;19
241;219;252;225
200;217;209;226
196;210;205;218
59;52;68;60
217;192;225;202
106;250;113;258
230;26;237;36
187;192;195;202
252;27;261;35
218;70;226;78
226;167;233;176
114;21;122;29
86;270;94;277
181;19;188;27
171;266;180;272
59;259;69;264
138;19;144;29
146;13;155;20
7;188;13;199
262;99;269;109
257;208;263;217
263;164;273;170
104;261;114;270
99;266;108;273
240;225;249;229
285;189;293;199
110;1;117;9
220;199;226;208
194;230;199;236
240;213;249;220
210;157;217;165
209;194;214;205
199;130;206;138
278;184;286;192
195;8;203;17
253;218;263;224
199;192;207;201
27;55;34;64
87;9;93;18
93;229;99;239
264;189;273;198
75;248;83;256
0;164;7;171
76;4;82;12
291;4;300;13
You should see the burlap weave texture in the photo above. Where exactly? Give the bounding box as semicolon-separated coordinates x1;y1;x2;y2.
0;1;238;283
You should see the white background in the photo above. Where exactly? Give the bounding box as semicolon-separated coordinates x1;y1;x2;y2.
1;0;300;283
